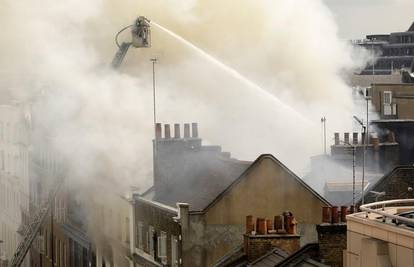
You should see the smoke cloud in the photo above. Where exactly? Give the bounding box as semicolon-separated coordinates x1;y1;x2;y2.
1;0;367;207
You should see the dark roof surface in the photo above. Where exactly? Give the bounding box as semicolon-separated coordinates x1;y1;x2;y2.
251;248;289;267
146;156;251;212
275;243;328;267
215;243;328;267
357;165;414;204
409;22;414;32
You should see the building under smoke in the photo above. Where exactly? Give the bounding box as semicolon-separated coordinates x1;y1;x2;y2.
354;22;414;75
0;103;31;267
132;123;330;267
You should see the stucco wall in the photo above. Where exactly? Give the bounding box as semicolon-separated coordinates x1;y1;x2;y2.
371;84;414;119
187;156;328;267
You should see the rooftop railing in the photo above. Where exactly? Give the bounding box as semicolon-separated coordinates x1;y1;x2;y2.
360;199;414;226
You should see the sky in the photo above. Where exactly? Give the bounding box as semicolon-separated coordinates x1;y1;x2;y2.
324;0;414;39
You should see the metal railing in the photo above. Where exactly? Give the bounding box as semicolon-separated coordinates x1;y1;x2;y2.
360;199;414;226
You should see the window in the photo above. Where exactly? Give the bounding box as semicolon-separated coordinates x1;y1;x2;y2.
157;231;167;264
45;230;48;257
55;237;58;264
125;217;130;244
62;243;66;267
57;239;60;266
148;226;154;257
137;221;143;249
171;235;178;267
383;91;392;105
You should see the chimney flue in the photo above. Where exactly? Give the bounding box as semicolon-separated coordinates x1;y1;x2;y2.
387;131;396;143
155;123;162;139
191;123;198;138
174;124;180;138
340;206;348;222
344;132;349;144
334;133;340;145
164;124;171;139
331;206;339;224
353;132;358;145
256;218;267;235
322;207;330;223
184;123;190;138
246;215;254;234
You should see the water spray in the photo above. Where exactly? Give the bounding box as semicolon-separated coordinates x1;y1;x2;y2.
150;20;313;125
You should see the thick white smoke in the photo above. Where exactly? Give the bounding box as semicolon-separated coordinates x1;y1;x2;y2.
0;0;367;188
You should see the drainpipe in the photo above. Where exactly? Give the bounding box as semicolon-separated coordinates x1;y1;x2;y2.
129;197;136;267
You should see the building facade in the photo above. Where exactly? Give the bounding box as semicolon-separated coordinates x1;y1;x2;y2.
369;83;414;120
133;123;331;267
346;200;414;267
0;103;31;266
354;22;414;75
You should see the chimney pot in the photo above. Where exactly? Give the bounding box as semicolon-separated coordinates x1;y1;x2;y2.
164;124;171;139
334;133;340;145
191;123;199;138
340;206;348;222
174;124;181;138
322;207;331;223
331;206;339;224
344;132;350;144
184;123;190;138
246;215;254;234
387;131;396;143
155;123;162;139
266;219;273;233
353;132;358;145
256;218;267;235
274;215;284;232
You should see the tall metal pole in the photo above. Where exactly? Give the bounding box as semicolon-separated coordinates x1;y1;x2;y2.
321;117;327;155
151;58;158;181
151;58;158;129
352;146;356;207
362;124;367;205
372;40;375;77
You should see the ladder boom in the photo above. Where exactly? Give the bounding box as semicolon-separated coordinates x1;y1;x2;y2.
9;180;62;267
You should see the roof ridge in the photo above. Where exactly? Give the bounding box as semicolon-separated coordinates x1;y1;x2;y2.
409;22;414;32
199;154;331;213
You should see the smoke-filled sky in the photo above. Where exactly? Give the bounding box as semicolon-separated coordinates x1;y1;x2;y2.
0;0;372;190
324;0;414;39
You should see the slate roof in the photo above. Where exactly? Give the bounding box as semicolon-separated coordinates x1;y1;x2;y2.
274;243;328;267
409;22;414;32
145;155;251;212
214;243;328;267
356;165;414;205
249;248;289;267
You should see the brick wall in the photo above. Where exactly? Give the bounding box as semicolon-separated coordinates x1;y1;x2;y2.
316;224;346;267
244;234;300;262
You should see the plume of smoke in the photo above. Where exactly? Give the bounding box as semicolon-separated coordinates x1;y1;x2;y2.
1;0;371;260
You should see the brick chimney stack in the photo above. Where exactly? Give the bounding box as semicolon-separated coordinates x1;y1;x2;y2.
153;123;203;199
316;206;354;267
244;213;300;262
